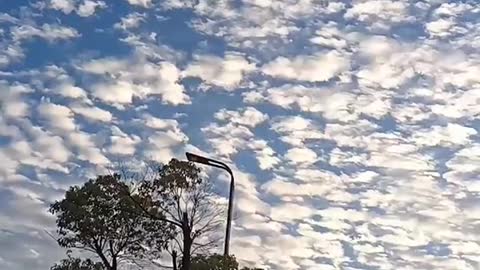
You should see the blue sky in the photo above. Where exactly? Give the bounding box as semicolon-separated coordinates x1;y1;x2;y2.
1;0;480;269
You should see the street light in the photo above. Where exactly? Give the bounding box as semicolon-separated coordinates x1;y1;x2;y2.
185;152;234;257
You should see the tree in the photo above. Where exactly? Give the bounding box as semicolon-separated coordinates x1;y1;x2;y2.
49;174;173;270
130;159;224;270
191;254;238;270
50;256;104;270
190;254;263;270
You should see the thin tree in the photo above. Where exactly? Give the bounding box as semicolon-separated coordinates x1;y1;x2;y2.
126;159;224;270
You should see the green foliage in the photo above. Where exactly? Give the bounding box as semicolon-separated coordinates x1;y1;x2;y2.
139;159;203;205
50;256;104;270
49;174;173;269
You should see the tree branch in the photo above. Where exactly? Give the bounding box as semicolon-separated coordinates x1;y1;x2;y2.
121;186;183;228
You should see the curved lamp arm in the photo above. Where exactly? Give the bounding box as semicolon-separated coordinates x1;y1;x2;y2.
185;152;234;256
185;152;232;174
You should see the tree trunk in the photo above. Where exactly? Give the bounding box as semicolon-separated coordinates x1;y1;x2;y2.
172;250;178;270
181;236;192;270
111;256;117;270
95;246;112;270
181;212;192;270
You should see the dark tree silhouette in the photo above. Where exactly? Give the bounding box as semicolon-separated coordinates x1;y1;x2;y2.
129;159;224;270
50;256;104;270
191;254;238;270
190;253;264;270
49;174;173;270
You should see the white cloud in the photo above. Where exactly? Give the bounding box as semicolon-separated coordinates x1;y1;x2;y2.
34;101;109;166
183;52;255;90
202;123;253;157
71;104;113;122
270;203;313;222
90;80;137;105
271;115;324;147
189;0;345;51
48;0;106;16
82;57;190;106
263;85;359;121
0;82;32;119
0;13;19;23
108;126;140;155
3;124;72;174
214;107;268;127
160;0;197;9
426;18;466;38
4;0;480;269
191;0;296;44
126;0;152;7
55;84;88;100
37;102;76;132
354;36;419;89
80;57;127;74
77;0;106;17
410;123;477;147
271;115;312;133
284;147;318;165
248;139;280;170
205;106;277;169
310;22;348;49
141;114;180;130
444;143;480;185
12;24;80;42
345;0;414;30
66;131;109;165
262;177;330;197
143;129;188;163
242;90;265;104
29;132;71;165
262;50;350;82
433;2;473;18
114;12;145;30
430;88;480;119
49;0;75;13
0;44;24;68
19;127;72;168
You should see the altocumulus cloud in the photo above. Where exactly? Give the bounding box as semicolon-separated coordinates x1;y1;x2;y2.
1;0;480;270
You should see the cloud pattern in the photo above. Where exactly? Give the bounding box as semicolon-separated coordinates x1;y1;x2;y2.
0;0;480;269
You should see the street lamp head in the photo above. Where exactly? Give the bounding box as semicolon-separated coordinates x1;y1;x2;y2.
185;152;210;165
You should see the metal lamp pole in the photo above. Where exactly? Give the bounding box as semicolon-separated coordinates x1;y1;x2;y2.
185;152;235;256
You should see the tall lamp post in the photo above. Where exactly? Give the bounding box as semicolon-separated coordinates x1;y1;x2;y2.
185;152;234;257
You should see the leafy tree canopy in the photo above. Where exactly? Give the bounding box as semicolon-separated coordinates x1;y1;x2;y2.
50;174;173;269
191;254;263;270
191;254;238;270
50;256;104;270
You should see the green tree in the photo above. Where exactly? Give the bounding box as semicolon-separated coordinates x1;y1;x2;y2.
49;174;173;270
131;159;224;270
